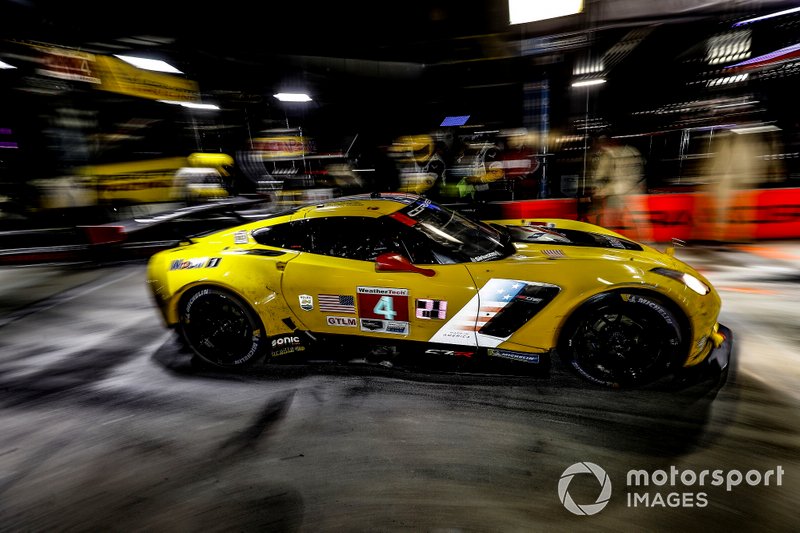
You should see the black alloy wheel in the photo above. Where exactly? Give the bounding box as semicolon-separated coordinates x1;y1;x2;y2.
178;287;266;368
559;292;685;388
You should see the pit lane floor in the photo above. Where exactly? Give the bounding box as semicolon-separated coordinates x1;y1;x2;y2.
0;243;798;531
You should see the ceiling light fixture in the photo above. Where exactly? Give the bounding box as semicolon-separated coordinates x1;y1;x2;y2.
274;93;312;102
158;100;219;110
114;55;183;74
509;0;583;24
571;78;606;87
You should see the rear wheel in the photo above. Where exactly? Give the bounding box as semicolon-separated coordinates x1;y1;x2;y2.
178;287;266;369
558;292;686;388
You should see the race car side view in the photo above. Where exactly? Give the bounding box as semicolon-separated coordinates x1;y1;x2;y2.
145;193;732;388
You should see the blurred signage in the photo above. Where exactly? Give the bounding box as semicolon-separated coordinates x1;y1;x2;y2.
253;136;314;158
93;56;200;102
30;45;199;102
34;46;100;83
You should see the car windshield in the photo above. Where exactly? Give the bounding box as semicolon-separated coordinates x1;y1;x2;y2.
393;198;513;263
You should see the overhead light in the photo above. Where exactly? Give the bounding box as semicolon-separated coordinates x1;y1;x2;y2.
730;124;781;134
571;78;606;87
509;0;583;24
274;92;312;102
0;60;16;70
158;100;219;110
114;55;183;74
180;102;220;110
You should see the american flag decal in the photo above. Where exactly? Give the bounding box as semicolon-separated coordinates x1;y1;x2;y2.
318;294;356;314
416;299;447;319
429;278;531;348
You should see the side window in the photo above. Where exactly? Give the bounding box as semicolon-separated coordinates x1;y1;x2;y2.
307;217;402;261
252;220;312;251
381;218;458;265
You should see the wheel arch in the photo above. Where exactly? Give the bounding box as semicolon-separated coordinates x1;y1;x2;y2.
166;280;256;326
555;287;693;358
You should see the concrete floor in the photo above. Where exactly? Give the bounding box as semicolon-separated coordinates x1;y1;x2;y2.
0;243;798;531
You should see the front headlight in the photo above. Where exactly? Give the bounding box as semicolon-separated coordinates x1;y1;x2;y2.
651;267;710;295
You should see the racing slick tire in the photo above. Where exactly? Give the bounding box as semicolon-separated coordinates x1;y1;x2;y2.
178;287;267;369
557;291;686;388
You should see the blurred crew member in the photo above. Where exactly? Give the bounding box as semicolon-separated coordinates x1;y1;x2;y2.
589;136;650;241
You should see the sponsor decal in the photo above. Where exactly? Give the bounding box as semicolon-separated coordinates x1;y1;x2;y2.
620;294;677;327
425;349;474;358
360;319;383;331
271;334;305;357
357;286;409;297
471;250;502;262
415;299;447;319
234;230;249;244
319;294;356;314
434;330;475;342
359;318;409;335
406;198;431;217
487;348;540;364
357;287;409;323
515;295;543;304
385;321;409;334
170;257;208;270
326;316;357;327
170;257;221;270
299;294;314;311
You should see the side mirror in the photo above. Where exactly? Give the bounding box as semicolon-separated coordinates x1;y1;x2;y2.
375;252;436;277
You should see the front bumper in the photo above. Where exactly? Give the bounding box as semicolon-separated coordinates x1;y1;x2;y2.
675;323;733;387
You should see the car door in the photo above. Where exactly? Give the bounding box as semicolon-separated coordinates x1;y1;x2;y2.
280;216;478;344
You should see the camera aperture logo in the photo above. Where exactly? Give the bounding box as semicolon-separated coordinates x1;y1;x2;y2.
558;462;612;516
558;462;785;515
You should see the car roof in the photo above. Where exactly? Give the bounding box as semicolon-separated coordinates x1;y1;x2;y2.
293;192;423;219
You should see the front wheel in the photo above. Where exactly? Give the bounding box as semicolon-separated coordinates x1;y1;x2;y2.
178;287;267;369
558;292;686;388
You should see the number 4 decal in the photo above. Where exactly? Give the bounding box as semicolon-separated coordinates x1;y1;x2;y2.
357;287;409;322
373;296;397;320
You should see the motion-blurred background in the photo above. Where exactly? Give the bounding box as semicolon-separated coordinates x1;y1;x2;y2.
2;0;800;248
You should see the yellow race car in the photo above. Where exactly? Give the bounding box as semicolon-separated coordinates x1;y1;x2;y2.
146;193;732;388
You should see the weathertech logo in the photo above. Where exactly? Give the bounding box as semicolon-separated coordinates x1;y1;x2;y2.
558;462;612;516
